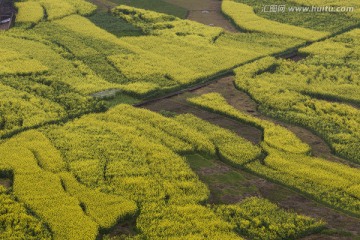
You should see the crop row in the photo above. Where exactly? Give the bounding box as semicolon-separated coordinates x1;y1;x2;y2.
0;103;327;239
1;104;320;239
0;185;51;239
188;93;360;216
15;0;96;24
4;6;292;98
188;92;310;154
0;2;320;137
175;113;262;165
213;197;325;240
233;30;360;163
0;130;138;239
221;0;329;41
111;6;311;88
14;1;43;27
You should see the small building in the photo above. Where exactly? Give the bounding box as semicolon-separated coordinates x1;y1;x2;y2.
0;0;16;30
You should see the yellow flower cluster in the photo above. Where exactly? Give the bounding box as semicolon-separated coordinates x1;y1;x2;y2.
233;30;360;163
19;0;96;22
0;103;333;238
108;52;200;85
5;4;316;99
110;6;313;91
0;186;51;239
15;1;44;26
0;31;106;136
0;130;140;239
59;172;137;230
1;132;99;239
42;104;318;239
213;197;325;240
175;114;262;165
137;202;242;240
0;84;66;137
188;92;360;216
38;0;77;21
41;105;248;236
0;49;48;76
112;5;224;41
41;104;245;238
188;93;310;154
246;148;360;216
221;1;329;41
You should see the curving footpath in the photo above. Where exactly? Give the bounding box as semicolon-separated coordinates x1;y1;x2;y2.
163;0;238;32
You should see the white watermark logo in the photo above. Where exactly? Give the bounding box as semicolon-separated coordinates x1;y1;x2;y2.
262;5;355;13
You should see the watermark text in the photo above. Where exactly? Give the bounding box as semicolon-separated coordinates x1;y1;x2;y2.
261;5;355;13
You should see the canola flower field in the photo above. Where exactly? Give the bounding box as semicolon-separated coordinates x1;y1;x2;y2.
0;0;359;239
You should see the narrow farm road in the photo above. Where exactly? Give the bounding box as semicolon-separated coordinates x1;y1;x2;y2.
163;0;238;32
87;0;117;11
141;76;360;169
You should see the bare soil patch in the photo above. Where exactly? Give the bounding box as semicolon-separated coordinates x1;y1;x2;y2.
280;51;308;62
142;74;358;167
187;154;360;238
163;0;238;32
92;89;120;99
141;75;360;238
192;76;360;168
0;178;11;188
198;164;231;175
301;234;356;240
260;181;360;239
106;218;137;238
143;97;262;145
87;0;117;11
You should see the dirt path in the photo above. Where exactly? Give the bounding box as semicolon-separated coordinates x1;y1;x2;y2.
142;76;359;168
163;0;238;32
140;75;360;239
191;76;360;168
89;0;238;32
87;0;117;11
186;154;360;239
144;96;262;145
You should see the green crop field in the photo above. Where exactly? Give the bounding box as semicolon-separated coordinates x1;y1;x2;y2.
0;0;359;239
